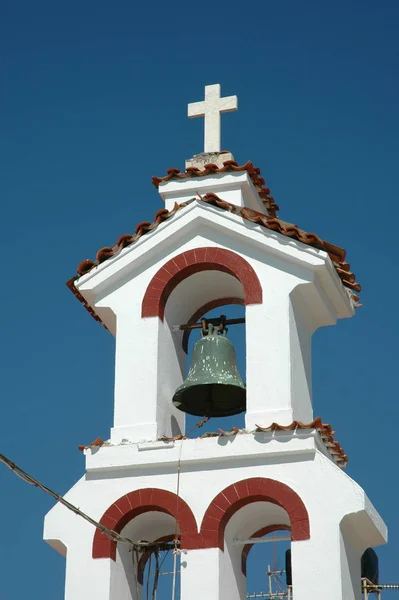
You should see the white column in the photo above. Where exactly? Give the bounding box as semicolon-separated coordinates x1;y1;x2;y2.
290;531;356;600
181;548;222;600
112;311;159;442
64;555;113;600
245;296;313;429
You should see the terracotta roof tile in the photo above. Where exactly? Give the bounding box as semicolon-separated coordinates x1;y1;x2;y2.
255;417;348;468
152;160;279;216
78;437;106;452
160;417;348;468
69;194;360;327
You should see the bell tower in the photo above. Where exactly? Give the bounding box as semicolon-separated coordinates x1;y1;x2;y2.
44;84;387;600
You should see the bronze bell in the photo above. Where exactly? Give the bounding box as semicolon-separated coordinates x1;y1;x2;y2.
172;324;246;418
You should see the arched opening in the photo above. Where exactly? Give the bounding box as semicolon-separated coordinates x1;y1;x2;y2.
245;528;292;600
92;488;198;599
162;265;251;432
118;514;181;600
140;247;263;439
223;502;292;600
199;478;309;599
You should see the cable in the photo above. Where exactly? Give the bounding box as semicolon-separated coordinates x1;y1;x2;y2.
146;551;152;600
152;550;160;600
158;548;170;572
0;417;209;561
0;452;168;552
171;548;179;600
132;549;141;599
185;416;209;437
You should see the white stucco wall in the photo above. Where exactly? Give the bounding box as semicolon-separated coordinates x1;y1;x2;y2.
44;433;386;600
48;177;378;600
75;201;354;443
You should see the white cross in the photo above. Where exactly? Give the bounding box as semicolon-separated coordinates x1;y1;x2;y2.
188;84;238;153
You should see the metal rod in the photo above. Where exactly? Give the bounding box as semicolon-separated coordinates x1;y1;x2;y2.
268;565;272;598
177;316;245;331
234;535;291;545
362;578;399;591
246;594;287;598
379;584;399;589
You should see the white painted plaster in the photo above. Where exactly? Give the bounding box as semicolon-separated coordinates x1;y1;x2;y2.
47;172;378;599
74;200;354;442
44;438;386;600
181;548;222;600
159;171;267;213
85;431;318;473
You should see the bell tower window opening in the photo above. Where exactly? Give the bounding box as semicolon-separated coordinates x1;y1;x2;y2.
245;529;292;600
139;544;181;600
113;512;182;600
161;260;250;435
222;498;294;600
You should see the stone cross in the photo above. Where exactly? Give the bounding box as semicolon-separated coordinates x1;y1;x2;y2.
188;84;238;153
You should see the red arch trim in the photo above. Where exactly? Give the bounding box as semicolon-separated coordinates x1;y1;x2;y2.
141;248;263;320
241;524;291;576
200;478;310;550
92;489;197;560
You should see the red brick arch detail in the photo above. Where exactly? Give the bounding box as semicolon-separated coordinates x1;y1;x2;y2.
141;248;263;320
200;478;310;550
241;524;291;576
92;489;198;561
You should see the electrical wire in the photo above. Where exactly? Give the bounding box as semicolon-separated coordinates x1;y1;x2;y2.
0;452;168;552
146;551;152;600
132;549;141;599
171;548;179;600
152;550;160;600
0;414;210;599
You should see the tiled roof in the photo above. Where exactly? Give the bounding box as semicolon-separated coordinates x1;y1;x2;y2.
78;437;105;452
160;417;348;468
254;417;348;468
152;160;279;216
78;418;347;468
70;192;360;306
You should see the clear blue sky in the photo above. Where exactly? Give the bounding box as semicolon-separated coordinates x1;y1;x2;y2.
2;0;399;597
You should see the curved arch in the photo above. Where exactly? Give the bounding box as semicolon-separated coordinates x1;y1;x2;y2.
241;524;291;576
200;478;310;550
92;488;198;560
141;248;263;320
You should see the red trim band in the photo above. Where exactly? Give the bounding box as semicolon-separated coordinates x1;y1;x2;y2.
142;248;262;320
92;489;197;561
200;478;310;550
93;479;309;560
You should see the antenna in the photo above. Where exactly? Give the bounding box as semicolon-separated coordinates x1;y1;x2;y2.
246;566;292;600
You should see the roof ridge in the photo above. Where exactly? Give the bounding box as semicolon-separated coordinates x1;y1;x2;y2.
69;193;360;327
152;160;279;216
